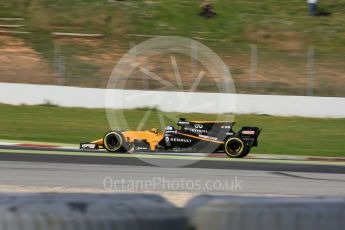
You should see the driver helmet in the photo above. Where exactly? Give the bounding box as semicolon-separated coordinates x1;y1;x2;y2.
165;125;175;131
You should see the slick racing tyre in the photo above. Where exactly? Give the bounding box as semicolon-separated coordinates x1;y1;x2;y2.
103;131;127;153
224;137;250;158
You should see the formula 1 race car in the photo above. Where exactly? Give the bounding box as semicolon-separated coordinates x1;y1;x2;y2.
80;118;261;158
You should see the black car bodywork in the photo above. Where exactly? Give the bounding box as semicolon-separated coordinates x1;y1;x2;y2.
80;118;261;158
156;118;261;158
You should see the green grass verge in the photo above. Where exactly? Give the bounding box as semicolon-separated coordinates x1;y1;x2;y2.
2;0;344;49
0;103;344;157
1;1;345;96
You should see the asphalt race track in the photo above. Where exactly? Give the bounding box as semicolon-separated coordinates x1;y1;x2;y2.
0;145;344;197
0;145;344;173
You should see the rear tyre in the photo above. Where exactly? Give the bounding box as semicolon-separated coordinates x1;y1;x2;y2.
224;137;250;158
239;147;250;158
103;131;127;153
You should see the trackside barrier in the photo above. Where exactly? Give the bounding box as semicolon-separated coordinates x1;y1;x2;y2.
0;83;345;117
185;195;345;230
1;193;344;230
0;193;187;230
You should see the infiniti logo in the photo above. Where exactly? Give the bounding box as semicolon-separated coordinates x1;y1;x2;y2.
194;124;204;129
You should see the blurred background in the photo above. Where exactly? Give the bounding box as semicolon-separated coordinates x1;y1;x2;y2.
0;2;344;221
0;0;344;157
0;0;344;96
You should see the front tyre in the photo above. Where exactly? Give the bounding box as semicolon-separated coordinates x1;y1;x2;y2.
224;137;250;158
103;131;127;153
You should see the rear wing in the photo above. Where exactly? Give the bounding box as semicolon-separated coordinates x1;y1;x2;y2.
238;127;262;146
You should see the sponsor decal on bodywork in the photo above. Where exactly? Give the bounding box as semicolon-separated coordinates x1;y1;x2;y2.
136;146;150;151
184;127;208;133
194;124;204;128
199;134;218;141
81;143;97;149
169;137;192;143
242;130;256;135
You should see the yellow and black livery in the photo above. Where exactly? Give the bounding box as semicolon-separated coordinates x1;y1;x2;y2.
80;118;261;158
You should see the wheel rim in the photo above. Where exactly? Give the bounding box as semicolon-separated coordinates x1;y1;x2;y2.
104;132;122;151
225;138;244;156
